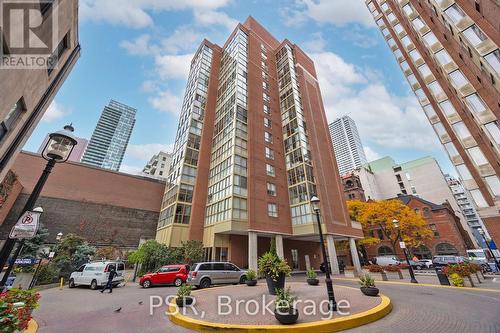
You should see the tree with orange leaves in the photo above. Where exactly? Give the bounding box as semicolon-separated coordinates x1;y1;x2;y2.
347;199;433;254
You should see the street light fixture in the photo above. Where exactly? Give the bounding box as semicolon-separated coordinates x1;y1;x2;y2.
0;125;77;289
392;219;418;284
477;228;500;270
310;195;336;311
56;232;63;241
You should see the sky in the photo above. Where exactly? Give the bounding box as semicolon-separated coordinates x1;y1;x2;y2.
24;0;456;177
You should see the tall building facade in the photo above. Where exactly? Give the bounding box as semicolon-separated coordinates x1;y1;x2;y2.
355;156;478;246
37;134;88;162
329;115;368;175
366;0;499;245
0;0;80;182
81;100;136;171
141;151;172;179
156;17;363;272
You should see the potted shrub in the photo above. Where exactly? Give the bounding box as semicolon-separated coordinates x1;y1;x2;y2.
245;269;258;286
175;284;194;307
359;274;379;296
306;269;319;286
274;287;298;325
383;265;403;280
365;264;387;281
258;251;292;295
449;273;464;287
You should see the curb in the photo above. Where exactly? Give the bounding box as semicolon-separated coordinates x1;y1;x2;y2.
24;319;38;333
167;286;392;333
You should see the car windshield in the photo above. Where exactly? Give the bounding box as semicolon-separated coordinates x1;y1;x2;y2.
468;252;485;258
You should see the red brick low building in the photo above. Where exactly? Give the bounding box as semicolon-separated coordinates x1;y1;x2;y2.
364;195;475;260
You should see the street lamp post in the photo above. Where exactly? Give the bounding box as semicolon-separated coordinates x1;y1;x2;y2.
392;219;418;284
28;232;63;289
0;125;77;289
478;228;500;269
310;196;336;312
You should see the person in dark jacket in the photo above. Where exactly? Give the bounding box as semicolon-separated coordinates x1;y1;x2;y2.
100;267;118;293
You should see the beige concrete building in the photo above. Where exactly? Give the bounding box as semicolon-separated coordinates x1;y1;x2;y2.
0;0;80;182
141;151;172;180
355;156;478;246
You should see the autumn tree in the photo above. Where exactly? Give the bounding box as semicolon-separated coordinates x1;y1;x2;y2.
347;200;433;254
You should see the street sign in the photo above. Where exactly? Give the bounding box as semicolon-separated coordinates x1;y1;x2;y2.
399;241;406;249
9;210;41;239
490;240;497;250
48;252;55;258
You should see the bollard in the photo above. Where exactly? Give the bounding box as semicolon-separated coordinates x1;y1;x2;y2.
435;267;450;286
60;277;64;290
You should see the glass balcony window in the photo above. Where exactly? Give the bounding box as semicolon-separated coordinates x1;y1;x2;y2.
467;147;488;166
382;27;390;37
412;17;425;30
368;2;376;12
394;48;403;59
422;32;438;47
377;18;385;27
485;122;500;145
418;64;432;77
444;4;466;24
435;49;452;66
381;2;389;11
452;121;472;140
387;13;396;22
462;25;487;47
402;3;413;16
388;38;396;48
415;88;428;104
433;122;446;137
400;60;410;72
485;176;500;196
423;104;437;118
428;81;444;96
407;74;418;85
470;189;488;208
449;70;469;89
439;100;457;116
409;49;422;62
401;35;412;48
444;142;459;158
394;24;404;34
456;164;473;181
484;49;500;75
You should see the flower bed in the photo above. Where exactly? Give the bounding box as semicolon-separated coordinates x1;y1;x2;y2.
0;288;40;332
442;263;476;287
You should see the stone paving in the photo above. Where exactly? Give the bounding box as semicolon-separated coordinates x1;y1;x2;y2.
179;282;382;325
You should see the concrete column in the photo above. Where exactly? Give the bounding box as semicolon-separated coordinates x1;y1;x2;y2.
275;235;284;260
326;235;340;275
248;232;258;271
349;238;362;276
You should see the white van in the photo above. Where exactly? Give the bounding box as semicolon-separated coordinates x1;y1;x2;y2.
69;261;125;290
373;256;400;266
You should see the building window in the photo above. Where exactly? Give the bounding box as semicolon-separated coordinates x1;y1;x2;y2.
378;246;394;255
456;164;473;181
423;105;437;119
380;2;389;11
263;92;270;102
409;49;422;63
394;48;403;59
485;176;500;196
264;131;273;143
401;35;412;49
266;164;275;176
263;104;270;114
387;13;396;22
470;189;488;208
400;61;410;72
452;121;471;140
433;122;446;137
0;98;26;141
444;142;459;158
484;49;500;75
48;33;69;75
265;146;274;160
264;118;272;128
414;88;428;104
467;147;488;166
422;32;438;47
377;229;384;240
449;70;469;89
402;3;413;16
439;100;457;116
407;74;418;85
387;38;396;48
435;49;452;66
412;17;425;30
382;27;390;37
428;81;444;96
465;93;487;113
484;122;500;145
418;64;432;77
430;224;440;237
462;25;487;47
262;81;268;90
267;182;277;196
444;4;466;24
368;2;376;12
267;203;278;217
394;24;404;34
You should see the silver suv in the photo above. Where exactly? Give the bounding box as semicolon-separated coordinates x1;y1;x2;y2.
187;262;247;289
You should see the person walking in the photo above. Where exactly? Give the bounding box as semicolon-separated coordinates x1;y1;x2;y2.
100;266;117;293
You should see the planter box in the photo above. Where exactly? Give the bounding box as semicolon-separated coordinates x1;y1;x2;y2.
385;271;403;280
475;272;484;283
367;272;387;281
463;276;475;288
470;273;481;285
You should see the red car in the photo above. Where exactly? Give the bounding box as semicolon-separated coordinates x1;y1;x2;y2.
139;264;189;288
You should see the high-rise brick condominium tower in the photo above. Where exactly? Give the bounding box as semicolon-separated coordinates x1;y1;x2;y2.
365;1;499;247
156;17;364;272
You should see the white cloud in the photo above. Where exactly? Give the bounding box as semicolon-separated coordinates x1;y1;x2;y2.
161;26;204;54
193;9;238;32
310;52;441;152
364;146;381;162
119;34;159;56
155;54;193;80
302;32;327;52
119;164;142;175
80;0;231;28
42;100;68;122
283;0;375;28
125;143;174;161
149;90;183;115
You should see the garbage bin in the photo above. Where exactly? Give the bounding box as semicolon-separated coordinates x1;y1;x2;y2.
435;267;450;286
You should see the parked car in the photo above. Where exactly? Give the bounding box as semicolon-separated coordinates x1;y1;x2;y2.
187;262;247;289
373;256;400;266
432;255;466;267
139;264;189;288
418;259;433;269
403;260;427;270
69;261;125;290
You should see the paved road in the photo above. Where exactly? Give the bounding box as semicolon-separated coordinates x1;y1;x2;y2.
33;276;500;333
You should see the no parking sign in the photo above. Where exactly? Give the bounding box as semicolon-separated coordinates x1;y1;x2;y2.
9;210;41;239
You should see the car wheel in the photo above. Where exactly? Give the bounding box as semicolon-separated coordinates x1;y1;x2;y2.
174;278;183;287
239;276;247;284
69;278;75;288
416;265;422;270
143;280;152;288
199;278;211;289
90;280;98;290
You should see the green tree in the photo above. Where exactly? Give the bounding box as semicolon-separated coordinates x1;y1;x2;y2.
21;225;49;258
179;240;204;265
128;240;176;275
